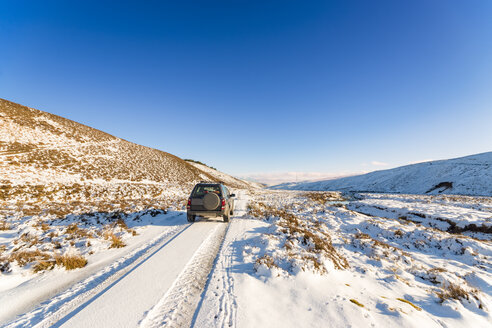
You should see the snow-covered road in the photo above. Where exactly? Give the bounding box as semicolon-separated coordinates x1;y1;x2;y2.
5;191;250;328
57;221;225;328
5;190;490;328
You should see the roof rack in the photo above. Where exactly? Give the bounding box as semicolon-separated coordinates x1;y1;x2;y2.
199;180;225;185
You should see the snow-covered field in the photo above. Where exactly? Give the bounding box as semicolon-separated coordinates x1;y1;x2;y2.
1;190;491;327
273;152;492;196
194;190;491;328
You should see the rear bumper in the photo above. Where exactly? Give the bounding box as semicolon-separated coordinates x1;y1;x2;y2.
187;210;223;218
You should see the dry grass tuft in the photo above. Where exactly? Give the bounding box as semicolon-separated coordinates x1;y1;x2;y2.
428;267;446;274
55;254;88;270
350;299;365;307
9;250;50;266
255;255;278;269
0;220;10;231
354;232;410;257
305;191;345;204
104;231;126;248
394;229;404;237
115;218;128;230
33;260;55;273
65;223;92;239
249;201;349;271
436;282;475;303
397;298;422;311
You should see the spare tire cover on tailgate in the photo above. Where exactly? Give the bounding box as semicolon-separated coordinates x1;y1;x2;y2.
203;193;220;210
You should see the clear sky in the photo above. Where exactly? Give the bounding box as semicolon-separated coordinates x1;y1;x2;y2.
1;0;491;184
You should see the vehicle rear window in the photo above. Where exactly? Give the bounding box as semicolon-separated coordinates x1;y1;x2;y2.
192;185;221;197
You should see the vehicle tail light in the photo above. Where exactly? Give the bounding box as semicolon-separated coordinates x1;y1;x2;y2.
187;198;191;209
221;199;225;210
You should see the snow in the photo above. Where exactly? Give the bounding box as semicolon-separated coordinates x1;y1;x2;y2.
58;221;224;328
193;190;492;328
0;212;186;325
187;162;264;189
1;99;490;327
272;152;492;196
349;193;492;232
2;190;491;327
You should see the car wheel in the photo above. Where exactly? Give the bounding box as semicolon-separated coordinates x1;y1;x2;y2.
223;213;229;223
187;214;195;222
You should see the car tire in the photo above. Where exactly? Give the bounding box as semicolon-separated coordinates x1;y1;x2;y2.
187;214;195;222
223;213;229;223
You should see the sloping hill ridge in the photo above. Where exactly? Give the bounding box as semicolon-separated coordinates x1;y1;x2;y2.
272;152;492;196
0;98;255;209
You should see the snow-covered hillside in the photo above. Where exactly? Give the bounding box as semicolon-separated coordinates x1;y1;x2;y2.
2;189;491;327
0;98;257;206
2;98;490;327
272;152;492;196
187;161;264;190
0;98;260;323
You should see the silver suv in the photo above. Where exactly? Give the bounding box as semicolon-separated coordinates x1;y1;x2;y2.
186;182;235;223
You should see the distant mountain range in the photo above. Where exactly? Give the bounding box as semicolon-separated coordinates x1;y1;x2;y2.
0;98;258;206
272;152;492;196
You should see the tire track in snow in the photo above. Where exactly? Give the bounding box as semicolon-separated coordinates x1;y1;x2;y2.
213;194;250;328
192;192;250;328
139;222;228;328
213;235;238;328
5;214;190;328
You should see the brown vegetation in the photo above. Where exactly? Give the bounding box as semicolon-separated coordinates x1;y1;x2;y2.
435;217;492;234
33;254;88;272
9;250;51;267
255;255;278;269
397;298;422;311
55;254;88;270
0;219;10;230
67;223;94;240
354;232;410;257
305;191;345;204
104;231;126;248
350;299;365;307
436;282;477;303
248;201;349;271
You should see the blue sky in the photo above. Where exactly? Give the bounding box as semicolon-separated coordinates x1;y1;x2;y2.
1;1;491;184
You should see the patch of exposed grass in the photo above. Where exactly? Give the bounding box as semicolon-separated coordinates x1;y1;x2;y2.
65;223;92;239
104;231;126;248
115;218;128;230
0;220;10;230
435;218;492;234
255;255;278;269
55;254;88;270
428;267;446;274
249;201;349;272
394;229;404;238
397;298;422;311
9;250;51;266
350;299;364;307
33;260;55;273
436;282;476;303
354;232;410;257
305;191;344;204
